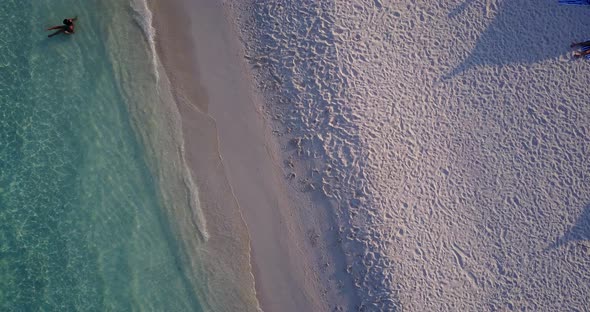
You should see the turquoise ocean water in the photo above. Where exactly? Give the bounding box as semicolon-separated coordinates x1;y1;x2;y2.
0;0;208;310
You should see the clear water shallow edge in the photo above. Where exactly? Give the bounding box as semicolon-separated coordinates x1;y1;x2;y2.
0;0;206;310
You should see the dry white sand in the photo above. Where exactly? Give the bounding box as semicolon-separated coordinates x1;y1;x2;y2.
230;0;590;310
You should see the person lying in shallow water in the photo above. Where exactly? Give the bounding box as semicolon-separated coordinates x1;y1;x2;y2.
47;17;77;38
571;40;590;59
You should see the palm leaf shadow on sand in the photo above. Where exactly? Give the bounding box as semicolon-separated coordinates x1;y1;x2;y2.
547;204;590;250
444;0;590;79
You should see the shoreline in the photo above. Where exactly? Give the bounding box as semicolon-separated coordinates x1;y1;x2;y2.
150;0;358;311
149;0;259;311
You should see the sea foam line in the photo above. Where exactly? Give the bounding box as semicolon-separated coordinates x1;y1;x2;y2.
127;0;210;242
130;0;159;82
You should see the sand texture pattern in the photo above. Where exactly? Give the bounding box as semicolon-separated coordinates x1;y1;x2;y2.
229;0;590;310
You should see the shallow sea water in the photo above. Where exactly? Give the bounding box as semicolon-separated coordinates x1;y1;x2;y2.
0;0;204;310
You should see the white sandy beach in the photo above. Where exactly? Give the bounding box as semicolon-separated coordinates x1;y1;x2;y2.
151;0;590;311
229;0;590;310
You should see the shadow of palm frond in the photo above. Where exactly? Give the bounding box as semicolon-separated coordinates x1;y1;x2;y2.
547;204;590;250
445;0;590;79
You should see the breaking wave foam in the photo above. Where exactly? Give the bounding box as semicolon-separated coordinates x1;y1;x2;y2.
130;0;159;82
